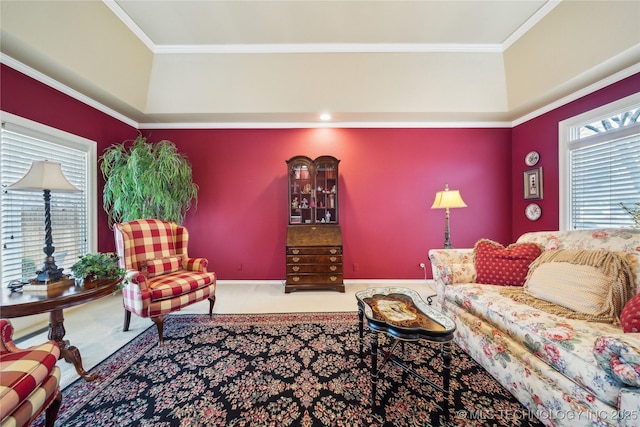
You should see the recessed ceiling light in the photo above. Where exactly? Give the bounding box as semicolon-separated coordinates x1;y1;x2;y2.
320;113;331;121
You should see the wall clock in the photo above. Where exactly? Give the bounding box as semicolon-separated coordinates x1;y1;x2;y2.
525;203;542;221
525;151;540;166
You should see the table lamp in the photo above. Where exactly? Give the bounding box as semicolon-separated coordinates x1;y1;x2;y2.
431;184;467;249
8;160;81;283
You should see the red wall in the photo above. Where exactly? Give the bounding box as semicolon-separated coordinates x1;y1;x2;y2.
4;62;637;281
143;127;512;280
511;73;640;240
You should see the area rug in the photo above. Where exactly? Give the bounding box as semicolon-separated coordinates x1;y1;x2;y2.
35;313;543;426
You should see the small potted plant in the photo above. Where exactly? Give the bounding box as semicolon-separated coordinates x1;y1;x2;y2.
71;252;125;286
621;202;640;228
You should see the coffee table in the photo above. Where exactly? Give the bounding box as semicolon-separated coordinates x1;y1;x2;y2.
356;286;456;421
1;278;121;381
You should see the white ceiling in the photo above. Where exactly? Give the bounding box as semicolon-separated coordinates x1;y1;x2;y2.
2;1;638;127
113;0;547;48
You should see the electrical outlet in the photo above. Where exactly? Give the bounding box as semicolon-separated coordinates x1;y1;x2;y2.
237;264;243;271
353;263;359;271
419;262;426;268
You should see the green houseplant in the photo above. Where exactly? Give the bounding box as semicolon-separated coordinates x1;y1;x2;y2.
100;134;198;228
621;202;640;228
70;252;125;284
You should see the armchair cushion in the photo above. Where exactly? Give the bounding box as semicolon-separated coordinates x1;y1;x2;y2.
142;255;183;278
147;270;215;301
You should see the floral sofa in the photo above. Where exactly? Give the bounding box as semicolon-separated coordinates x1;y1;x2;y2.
429;229;640;427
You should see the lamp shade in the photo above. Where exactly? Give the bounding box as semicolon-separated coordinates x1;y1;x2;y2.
431;184;467;209
7;160;80;192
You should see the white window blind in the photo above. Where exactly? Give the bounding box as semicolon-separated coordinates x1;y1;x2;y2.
1;116;95;283
570;133;640;229
560;94;640;230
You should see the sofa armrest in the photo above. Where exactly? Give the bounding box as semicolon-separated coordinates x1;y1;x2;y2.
593;333;640;387
428;249;475;287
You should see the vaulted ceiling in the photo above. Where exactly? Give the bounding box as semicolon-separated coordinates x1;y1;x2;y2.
1;1;639;127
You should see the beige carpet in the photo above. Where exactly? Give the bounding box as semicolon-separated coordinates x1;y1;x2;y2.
14;280;435;389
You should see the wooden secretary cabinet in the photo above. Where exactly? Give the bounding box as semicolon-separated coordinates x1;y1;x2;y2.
285;156;344;293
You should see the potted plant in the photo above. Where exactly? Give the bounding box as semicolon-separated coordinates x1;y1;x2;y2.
100;134;198;228
71;252;125;286
621;202;640;228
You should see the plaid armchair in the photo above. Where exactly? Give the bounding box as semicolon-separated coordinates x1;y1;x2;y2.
114;219;216;345
0;319;61;427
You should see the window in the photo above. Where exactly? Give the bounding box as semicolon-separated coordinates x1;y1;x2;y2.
0;112;97;283
559;94;640;230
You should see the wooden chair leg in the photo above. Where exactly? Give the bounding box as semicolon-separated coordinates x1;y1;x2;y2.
123;309;131;332
44;390;62;427
151;316;164;346
208;296;216;318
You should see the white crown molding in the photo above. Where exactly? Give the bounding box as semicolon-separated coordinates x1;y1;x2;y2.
137;121;511;130
502;0;562;50
3;52;636;131
0;53;139;129
511;62;640;127
153;43;503;55
102;0;155;51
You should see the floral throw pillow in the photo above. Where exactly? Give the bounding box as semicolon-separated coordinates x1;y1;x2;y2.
593;335;640;387
474;239;542;286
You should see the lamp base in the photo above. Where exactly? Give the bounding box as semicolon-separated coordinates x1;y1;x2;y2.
36;257;65;283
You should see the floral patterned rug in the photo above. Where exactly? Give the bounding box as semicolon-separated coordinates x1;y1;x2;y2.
36;313;543;426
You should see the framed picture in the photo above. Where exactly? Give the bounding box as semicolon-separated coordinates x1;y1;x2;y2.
524;167;543;200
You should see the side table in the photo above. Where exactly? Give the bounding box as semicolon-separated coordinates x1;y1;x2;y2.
1;278;121;381
356;286;456;421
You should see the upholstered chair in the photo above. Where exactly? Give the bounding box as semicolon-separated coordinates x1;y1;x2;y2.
0;319;62;427
114;219;216;346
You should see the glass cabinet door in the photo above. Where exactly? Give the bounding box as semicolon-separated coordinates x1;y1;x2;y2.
314;157;338;224
288;158;313;224
287;155;339;225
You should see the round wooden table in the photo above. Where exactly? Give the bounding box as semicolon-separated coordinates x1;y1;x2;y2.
1;278;121;381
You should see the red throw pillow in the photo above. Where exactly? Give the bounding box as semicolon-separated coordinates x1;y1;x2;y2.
474;239;542;286
620;293;640;333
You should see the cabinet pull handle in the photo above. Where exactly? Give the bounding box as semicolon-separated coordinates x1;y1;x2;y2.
330;266;337;271
292;276;300;282
292;266;300;272
330;249;337;254
292;249;300;254
329;257;337;262
292;257;300;262
330;276;337;281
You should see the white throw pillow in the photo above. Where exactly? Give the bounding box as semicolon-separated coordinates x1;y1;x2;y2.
524;261;612;316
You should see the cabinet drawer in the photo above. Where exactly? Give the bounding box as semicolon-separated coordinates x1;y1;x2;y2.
287;255;342;264
287;246;342;256
286;273;344;285
286;264;342;274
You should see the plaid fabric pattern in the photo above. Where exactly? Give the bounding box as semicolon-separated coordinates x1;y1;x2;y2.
146;284;216;317
114;219;179;272
142;255;183;278
114;219;216;320
147;271;213;300
0;320;61;427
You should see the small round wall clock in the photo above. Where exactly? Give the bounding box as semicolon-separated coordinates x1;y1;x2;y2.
525;203;542;221
525;151;540;166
